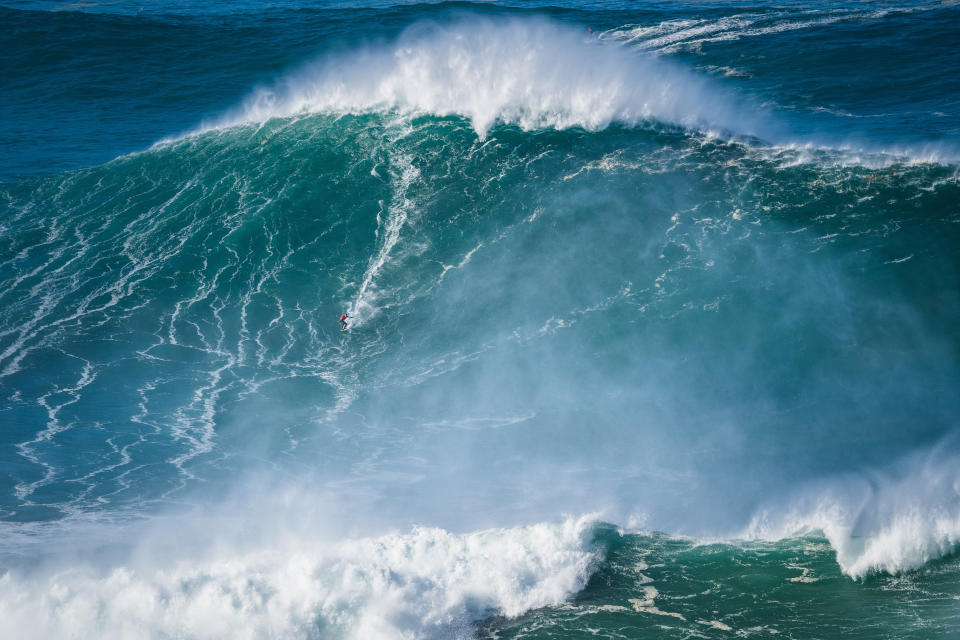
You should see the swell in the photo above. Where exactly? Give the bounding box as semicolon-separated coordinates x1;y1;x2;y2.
2;6;960;639
603;6;917;55
2;13;960;638
3;113;959;569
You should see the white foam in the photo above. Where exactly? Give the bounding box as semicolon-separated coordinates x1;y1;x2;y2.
0;516;598;640
744;449;960;578
191;17;763;142
605;9;900;55
628;585;686;620
348;152;420;326
157;16;960;169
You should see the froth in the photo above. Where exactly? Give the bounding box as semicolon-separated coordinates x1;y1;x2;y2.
745;450;960;578
198;17;761;140
0;516;597;640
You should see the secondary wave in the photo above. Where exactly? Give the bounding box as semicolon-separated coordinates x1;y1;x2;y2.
603;7;908;55
745;447;960;579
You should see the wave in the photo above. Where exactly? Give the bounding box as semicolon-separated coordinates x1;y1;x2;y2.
745;448;960;578
163;13;960;169
604;8;905;55
0;515;598;640
746;139;960;169
186;17;768;141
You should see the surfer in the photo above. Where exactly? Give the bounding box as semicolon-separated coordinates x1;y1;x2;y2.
339;313;350;331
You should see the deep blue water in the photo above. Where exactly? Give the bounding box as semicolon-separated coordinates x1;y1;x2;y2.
1;1;959;638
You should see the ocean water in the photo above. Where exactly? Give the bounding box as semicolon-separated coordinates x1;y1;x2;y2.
1;0;959;637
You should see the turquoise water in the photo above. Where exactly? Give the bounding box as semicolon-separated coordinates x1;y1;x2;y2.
1;1;959;638
480;529;960;639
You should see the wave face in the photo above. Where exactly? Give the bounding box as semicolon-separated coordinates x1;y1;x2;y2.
3;1;960;638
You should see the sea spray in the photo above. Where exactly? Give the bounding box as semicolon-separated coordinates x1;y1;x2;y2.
745;447;960;578
3;3;960;639
193;17;769;141
0;516;599;640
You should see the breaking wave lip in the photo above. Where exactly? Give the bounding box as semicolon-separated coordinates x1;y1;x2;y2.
742;448;960;579
175;16;771;143
0;515;600;640
153;14;959;169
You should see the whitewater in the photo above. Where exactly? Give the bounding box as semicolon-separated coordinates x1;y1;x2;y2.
2;1;960;638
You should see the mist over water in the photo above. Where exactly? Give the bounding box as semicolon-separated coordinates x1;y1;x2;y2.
197;17;771;141
2;1;960;638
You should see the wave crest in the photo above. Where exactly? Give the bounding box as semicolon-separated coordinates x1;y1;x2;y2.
196;17;762;140
745;449;960;578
